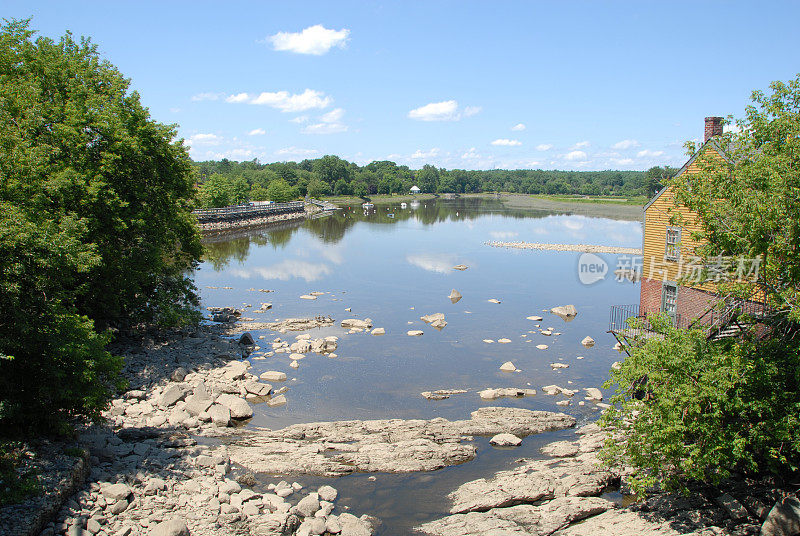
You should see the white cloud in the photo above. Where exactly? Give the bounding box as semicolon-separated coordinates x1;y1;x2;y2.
320;108;345;123
248;128;267;136
275;146;319;157
564;150;587;161
211;148;255;160
461;147;480;159
302;122;348;134
511;123;526;131
612;139;640;150
290;115;309;123
226;89;332;112
410;148;440;159
186;133;221;146
191;92;222;102
611;158;634;165
225;93;251;103
723;124;742;133
491;138;522;147
573;141;590;149
408;100;459;121
169;107;181;113
637;149;665;158
268;25;350;55
463;106;482;117
406;253;459;274
536;144;553;151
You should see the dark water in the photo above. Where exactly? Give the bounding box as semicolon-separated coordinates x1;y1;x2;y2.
196;198;641;533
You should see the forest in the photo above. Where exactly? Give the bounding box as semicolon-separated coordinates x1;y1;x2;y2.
192;155;675;208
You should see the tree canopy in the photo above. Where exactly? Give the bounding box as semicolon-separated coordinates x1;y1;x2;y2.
0;19;202;432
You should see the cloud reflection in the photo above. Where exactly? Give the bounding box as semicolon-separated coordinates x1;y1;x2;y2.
229;260;332;282
406;253;459;274
489;231;519;239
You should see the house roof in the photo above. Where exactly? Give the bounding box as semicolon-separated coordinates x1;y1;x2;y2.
643;137;734;213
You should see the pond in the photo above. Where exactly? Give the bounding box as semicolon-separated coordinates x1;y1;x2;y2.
195;197;642;533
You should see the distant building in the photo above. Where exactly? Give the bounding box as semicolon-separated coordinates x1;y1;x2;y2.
410;185;421;194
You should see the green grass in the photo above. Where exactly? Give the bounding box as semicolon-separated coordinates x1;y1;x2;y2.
324;193;437;206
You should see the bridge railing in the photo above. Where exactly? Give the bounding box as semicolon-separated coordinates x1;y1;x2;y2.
193;201;305;223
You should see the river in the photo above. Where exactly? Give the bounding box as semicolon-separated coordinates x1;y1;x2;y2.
196;197;642;534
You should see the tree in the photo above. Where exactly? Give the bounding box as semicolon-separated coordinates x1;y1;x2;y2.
644;166;677;196
230;177;250;205
306;179;331;198
333;178;351;196
198;173;233;208
415;165;439;193
0;19;201;432
266;179;294;202
250;186;270;201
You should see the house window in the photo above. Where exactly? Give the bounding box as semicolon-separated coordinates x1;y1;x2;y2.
665;227;681;261
662;283;677;315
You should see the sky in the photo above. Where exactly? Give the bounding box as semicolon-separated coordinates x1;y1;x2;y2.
6;1;800;171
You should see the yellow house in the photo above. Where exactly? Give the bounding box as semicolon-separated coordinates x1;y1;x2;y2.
639;117;729;326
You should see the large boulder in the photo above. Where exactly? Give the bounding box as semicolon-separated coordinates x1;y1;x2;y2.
260;371;287;382
149;518;189;536
761;496;800;536
551;304;578;320
217;393;254;419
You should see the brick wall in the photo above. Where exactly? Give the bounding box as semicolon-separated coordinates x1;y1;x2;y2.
639;277;663;312
639;277;719;325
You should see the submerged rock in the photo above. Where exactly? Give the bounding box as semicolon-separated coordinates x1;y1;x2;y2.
453;264;468;271
581;336;595;348
499;361;518;372
551;304;578;320
449;289;462;303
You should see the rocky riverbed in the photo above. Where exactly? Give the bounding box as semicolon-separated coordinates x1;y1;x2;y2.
4;304;796;536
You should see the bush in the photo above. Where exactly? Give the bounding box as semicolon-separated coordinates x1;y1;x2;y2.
600;314;800;495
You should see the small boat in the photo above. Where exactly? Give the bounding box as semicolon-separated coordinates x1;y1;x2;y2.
388;213;395;218
400;202;407;208
362;202;374;209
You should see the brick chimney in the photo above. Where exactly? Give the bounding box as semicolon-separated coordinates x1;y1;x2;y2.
704;116;724;142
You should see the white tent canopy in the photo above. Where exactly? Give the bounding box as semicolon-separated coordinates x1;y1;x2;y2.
410;185;421;193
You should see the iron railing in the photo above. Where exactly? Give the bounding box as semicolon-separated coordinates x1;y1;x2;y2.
193;201;305;223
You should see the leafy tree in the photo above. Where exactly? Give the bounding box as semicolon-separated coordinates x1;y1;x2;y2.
266;179;294;203
644;166;677;196
198;173;233;208
415;164;439;193
333;178;351;196
230;176;250;205
306;179;331;198
313;155;350;185
0;19;200;432
352;181;368;198
249;186;270;201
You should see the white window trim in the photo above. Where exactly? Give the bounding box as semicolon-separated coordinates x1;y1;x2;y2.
665;226;681;262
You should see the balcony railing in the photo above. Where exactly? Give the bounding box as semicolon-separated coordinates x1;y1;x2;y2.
192;201;305;223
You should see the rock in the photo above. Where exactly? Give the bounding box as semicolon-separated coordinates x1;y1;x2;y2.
453;264;468;271
499;361;517;372
170;367;188;382
149;518;189;536
422;389;468;400
239;332;255;345
550;363;569;369
318;485;338;502
184;393;212;417
540;329;553;336
497;338;511;344
110;499;129;514
551;304;578;319
715;493;749;521
489;433;522;446
478;387;532;400
144;478;167;495
217;393;253;419
487;299;501;304
421;313;445;324
300;295;317;300
223;361;249;381
542;385;562;395
296;494;321;517
268;395;287;407
430;319;447;330
407;330;424;336
482;339;494;343
417;496;613;536
536;344;549;350
101;483;131;501
527;315;543;321
228;407;575;477
244;380;272;397
261;302;272;310
584;388;603;401
261;371;287;382
581;336;595;348
159;384;187;407
209;404;231;426
371;328;385;336
341;319;372;330
541;440;580;457
449;289;462;304
290;360;300;369
761;496;800;536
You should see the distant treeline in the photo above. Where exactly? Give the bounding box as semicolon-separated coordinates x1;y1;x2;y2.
192;156;675;208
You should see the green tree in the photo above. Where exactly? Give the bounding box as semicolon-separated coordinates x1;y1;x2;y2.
306;179;331;198
249;186;270;201
266;179;294;202
0;19;200;432
230;176;250;205
333;178;351;196
415;164;440;193
198;173;233;208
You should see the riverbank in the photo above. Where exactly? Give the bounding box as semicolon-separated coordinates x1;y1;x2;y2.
5;297;786;536
465;193;645;220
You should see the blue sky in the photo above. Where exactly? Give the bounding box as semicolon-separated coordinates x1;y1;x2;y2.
6;1;800;171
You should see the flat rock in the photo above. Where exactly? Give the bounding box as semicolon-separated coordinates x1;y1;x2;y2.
453;264;468;271
489;433;522;447
149;518;189;536
550;304;578;320
407;330;424;336
341;318;373;330
101;483;132;501
488;298;501;304
261;371;287;382
417;496;614;536
217;393;253;419
761;496;800;536
497;338;512;344
527;316;543;321
228;407;575;477
422;389;468;400
421;313;445;323
536;344;549;350
299;295;317;300
371;328;385;336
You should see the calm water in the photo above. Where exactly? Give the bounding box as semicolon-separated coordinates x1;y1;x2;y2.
196;198;642;533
